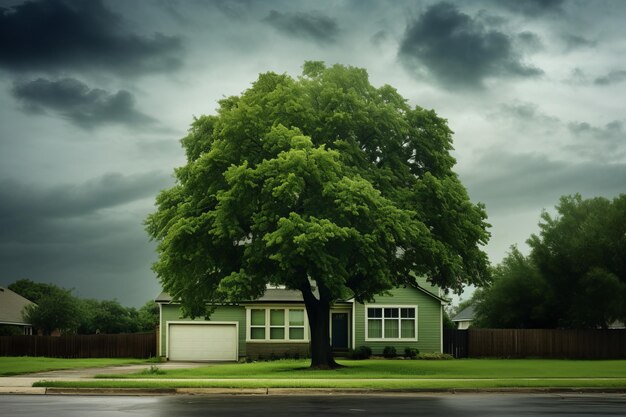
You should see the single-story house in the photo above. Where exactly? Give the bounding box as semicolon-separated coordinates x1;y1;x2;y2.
0;286;35;335
451;305;475;330
156;278;448;361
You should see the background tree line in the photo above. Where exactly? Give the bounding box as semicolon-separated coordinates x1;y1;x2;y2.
3;279;158;336
455;194;626;330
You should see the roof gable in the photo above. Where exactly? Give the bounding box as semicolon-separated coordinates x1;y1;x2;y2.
0;287;36;325
452;305;476;321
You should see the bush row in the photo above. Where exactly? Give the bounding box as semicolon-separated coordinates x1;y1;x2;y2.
347;346;453;360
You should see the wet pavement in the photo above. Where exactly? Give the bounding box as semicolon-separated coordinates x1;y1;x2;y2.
1;393;626;417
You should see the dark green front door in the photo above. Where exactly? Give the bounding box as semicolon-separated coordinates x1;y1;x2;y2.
331;312;349;350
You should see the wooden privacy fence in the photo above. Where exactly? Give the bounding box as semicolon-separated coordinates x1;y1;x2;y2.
0;332;157;358
443;329;468;358
468;328;626;359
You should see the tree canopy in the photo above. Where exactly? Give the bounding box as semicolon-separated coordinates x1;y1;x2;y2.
9;279;158;335
475;194;626;329
22;288;81;335
146;62;490;368
8;278;66;304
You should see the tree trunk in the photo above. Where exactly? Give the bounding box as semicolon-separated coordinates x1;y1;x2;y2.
300;279;342;369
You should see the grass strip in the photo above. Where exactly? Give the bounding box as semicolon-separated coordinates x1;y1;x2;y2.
96;359;626;380
34;378;626;390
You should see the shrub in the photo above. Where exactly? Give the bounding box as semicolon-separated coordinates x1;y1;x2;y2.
416;353;453;360
382;346;397;358
141;365;165;375
404;347;419;358
348;345;372;359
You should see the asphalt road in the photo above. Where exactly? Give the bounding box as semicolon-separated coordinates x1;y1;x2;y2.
1;394;626;417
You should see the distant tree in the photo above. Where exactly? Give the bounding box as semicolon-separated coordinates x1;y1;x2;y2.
8;278;65;303
22;289;81;335
0;325;23;336
529;194;626;328
137;300;159;332
9;279;155;335
442;309;456;329
473;247;551;328
78;299;138;334
475;194;626;329
146;62;490;369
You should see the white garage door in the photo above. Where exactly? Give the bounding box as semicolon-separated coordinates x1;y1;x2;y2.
168;323;238;361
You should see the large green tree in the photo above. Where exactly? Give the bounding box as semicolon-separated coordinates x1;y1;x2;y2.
146;62;490;368
475;194;626;329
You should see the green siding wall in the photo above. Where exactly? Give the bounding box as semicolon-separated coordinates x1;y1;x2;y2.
159;304;247;358
354;287;442;354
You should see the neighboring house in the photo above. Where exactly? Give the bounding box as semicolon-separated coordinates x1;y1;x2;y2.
0;286;35;335
451;305;475;330
156;279;448;361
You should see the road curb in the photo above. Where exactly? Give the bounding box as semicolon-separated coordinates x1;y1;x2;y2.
45;387;177;396
3;387;626;396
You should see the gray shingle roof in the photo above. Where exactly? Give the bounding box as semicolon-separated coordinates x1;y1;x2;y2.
0;287;36;325
155;288;311;304
156;283;447;305
452;305;476;322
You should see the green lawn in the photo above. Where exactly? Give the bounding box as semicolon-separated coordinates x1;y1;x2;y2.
97;359;626;380
0;357;150;376
35;378;626;390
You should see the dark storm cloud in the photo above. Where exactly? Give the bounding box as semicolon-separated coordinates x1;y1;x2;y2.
568;120;625;161
0;211;160;306
563;34;597;51
213;0;255;20
371;30;388;46
0;0;182;75
398;2;542;89
497;0;564;17
0;171;172;305
0;171;171;222
464;151;626;213
516;31;543;51
594;70;626;86
11;78;155;129
263;10;339;43
494;101;560;128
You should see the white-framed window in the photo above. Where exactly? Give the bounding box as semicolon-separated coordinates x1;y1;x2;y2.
365;305;417;341
246;307;308;342
288;309;306;340
250;308;266;340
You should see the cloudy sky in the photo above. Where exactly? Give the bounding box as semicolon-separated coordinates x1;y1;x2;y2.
0;0;624;307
